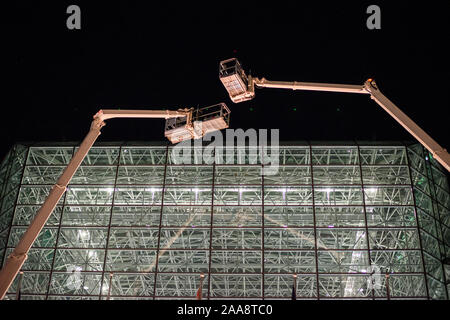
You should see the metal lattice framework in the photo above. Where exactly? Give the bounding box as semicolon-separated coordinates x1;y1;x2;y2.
0;142;449;300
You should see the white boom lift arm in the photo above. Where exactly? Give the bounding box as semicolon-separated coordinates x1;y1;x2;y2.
0;106;231;299
219;58;450;172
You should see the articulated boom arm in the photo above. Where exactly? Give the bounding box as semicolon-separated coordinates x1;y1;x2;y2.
94;108;192;121
253;77;450;171
219;58;450;171
0;108;195;299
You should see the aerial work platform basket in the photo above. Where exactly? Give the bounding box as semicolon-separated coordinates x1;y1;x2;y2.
164;103;231;143
219;58;255;103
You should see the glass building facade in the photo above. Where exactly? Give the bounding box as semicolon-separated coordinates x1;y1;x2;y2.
0;142;449;300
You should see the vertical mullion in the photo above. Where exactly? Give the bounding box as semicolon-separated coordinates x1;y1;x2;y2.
308;143;320;299
356;143;375;299
0;145;20;269
3;146;30;297
207;147;216;300
152;144;169;300
261;159;265;300
45;146;74;299
423;149;449;300
98;146;122;300
405;143;430;299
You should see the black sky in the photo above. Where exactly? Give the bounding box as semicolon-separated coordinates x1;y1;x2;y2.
2;1;449;160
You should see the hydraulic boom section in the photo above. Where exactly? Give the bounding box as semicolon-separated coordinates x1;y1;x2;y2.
219;58;450;172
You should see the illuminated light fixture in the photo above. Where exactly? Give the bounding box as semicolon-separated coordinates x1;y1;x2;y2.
77;230;90;241
193;188;199;202
102;285;109;295
365;187;378;194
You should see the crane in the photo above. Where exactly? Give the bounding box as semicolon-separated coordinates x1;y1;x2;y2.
219;58;450;172
0;104;231;299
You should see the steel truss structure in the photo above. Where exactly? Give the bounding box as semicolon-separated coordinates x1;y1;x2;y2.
0;142;449;300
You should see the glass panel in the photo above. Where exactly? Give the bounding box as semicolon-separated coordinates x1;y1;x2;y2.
317;229;367;250
106;250;157;272
62;206;111;226
53;249;105;272
431;166;450;192
13;205;61;226
388;275;426;297
65;186;114;205
213;206;261;227
8;272;50;295
318;250;369;273
423;252;444;281
264;206;314;227
215;187;261;206
108;228;158;249
312;147;359;165
162;206;211;227
215;166;260;185
369;229;419;249
410;168;431;195
265;187;312;205
50;272;102;295
18;186;63;205
72;166;116;185
165;187;212;206
366;206;416;227
156;274;207;297
278;147;310;165
120;147;166;165
111;206;161;227
114;187;162;205
166;166;213;185
314;187;363;206
315;206;365;227
264;166;311;185
106;273;155;296
26;147;73;165
158;250;208;273
318;275;374;298
414;189;433;215
265;275;317;298
6;248;54;271
427;277;447;300
362;166;410;185
22;166;65;184
160;228;209;249
264;228;315;249
58;228;108;249
210;275;261;298
313;166;361;185
211;251;261;273
78;147;119;165
212;229;261;249
117;166;164;185
264;251;315;273
370;250;423;272
8;227;58;248
364;187;413;205
360;147;407;165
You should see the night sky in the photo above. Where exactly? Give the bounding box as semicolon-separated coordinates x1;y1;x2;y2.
2;1;449;160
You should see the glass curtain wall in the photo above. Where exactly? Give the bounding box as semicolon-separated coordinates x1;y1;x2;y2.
0;142;448;300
